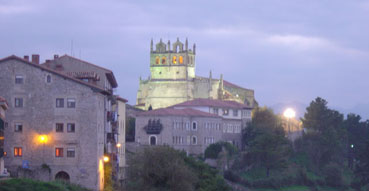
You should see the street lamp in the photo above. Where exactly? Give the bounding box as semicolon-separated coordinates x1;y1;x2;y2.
283;108;296;134
103;156;110;163
38;135;48;162
116;143;121;148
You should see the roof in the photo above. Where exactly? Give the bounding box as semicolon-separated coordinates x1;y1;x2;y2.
116;96;128;103
137;108;221;118
173;98;252;109
0;55;110;95
43;55;118;88
223;80;252;91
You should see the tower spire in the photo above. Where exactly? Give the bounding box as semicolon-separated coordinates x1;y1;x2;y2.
185;38;188;51
193;43;196;54
150;38;153;52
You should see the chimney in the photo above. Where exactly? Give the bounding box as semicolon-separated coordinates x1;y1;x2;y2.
31;54;40;64
54;54;59;59
24;55;29;61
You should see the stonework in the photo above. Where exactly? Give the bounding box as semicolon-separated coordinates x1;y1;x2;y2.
0;97;8;177
0;55;126;191
136;38;257;110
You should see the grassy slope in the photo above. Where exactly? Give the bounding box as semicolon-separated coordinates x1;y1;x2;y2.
0;178;89;191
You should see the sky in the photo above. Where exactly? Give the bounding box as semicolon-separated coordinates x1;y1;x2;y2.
1;0;369;118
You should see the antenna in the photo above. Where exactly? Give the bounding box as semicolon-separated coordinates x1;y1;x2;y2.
71;40;74;56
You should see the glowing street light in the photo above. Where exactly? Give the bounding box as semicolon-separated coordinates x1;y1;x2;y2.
103;156;110;162
39;135;47;143
283;108;296;119
116;143;121;148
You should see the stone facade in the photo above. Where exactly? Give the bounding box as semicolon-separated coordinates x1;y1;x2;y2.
136;38;257;110
135;99;253;155
0;55;123;191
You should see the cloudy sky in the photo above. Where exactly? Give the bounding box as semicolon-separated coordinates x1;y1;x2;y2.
1;0;369;118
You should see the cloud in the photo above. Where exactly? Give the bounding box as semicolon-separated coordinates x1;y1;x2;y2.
265;34;331;50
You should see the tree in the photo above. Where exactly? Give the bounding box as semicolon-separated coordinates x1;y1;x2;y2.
298;97;346;169
243;107;291;177
125;116;135;142
127;146;197;191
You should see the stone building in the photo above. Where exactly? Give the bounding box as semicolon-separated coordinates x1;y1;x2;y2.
0;96;8;177
135;98;253;155
136;38;257;110
0;55;126;191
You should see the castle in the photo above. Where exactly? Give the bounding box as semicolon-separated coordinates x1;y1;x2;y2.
136;38;257;110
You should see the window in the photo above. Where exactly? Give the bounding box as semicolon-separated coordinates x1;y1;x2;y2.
185;122;190;131
82;78;89;82
161;57;166;64
67;98;76;108
56;123;64;132
149;136;157;145
15;75;24;84
56;98;64;108
15;123;23;132
155;56;160;64
46;75;51;83
233;109;238;117
213;108;219;114
55;148;63;157
67;148;75;158
192;136;197;145
192;122;197;131
222;109;229;116
14;98;23;108
179;56;183;64
172;56;177;64
187;136;191;145
67;123;75;133
14;147;22;157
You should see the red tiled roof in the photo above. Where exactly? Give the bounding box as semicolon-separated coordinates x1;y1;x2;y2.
0;55;110;95
137;108;220;118
116;96;128;103
173;98;252;109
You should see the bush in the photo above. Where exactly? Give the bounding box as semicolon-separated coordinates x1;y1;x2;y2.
323;163;343;187
204;142;238;159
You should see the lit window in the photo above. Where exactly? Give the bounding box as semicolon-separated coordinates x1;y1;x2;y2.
14;98;23;108
192;136;197;145
67;123;75;133
67;98;76;108
155;56;160;64
15;123;23;132
56;123;64;132
14;147;22;157
56;98;64;108
46;75;51;83
67;148;75;158
55;148;63;157
172;56;177;64
222;109;229;116
233;109;238;117
161;57;166;64
15;75;24;84
192;122;197;131
179;56;183;64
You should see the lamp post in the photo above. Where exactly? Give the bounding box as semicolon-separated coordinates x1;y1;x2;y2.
39;135;47;162
283;108;296;135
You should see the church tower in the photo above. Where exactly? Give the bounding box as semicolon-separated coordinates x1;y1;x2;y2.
149;38;196;80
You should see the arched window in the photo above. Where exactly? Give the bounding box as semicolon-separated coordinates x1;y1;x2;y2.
46;75;51;83
179;56;183;64
172;56;177;64
192;122;197;131
155;56;160;64
149;135;157;145
55;171;70;182
192;136;197;145
161;57;166;64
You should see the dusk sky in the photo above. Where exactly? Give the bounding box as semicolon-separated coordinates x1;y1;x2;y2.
1;0;369;118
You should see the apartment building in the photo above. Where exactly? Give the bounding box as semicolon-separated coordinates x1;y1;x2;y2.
135;98;253;155
0;55;126;190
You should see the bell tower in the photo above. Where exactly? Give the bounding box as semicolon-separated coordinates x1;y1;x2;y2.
149;38;196;80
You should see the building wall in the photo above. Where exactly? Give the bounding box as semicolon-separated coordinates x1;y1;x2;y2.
135;115;237;155
0;59;105;191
